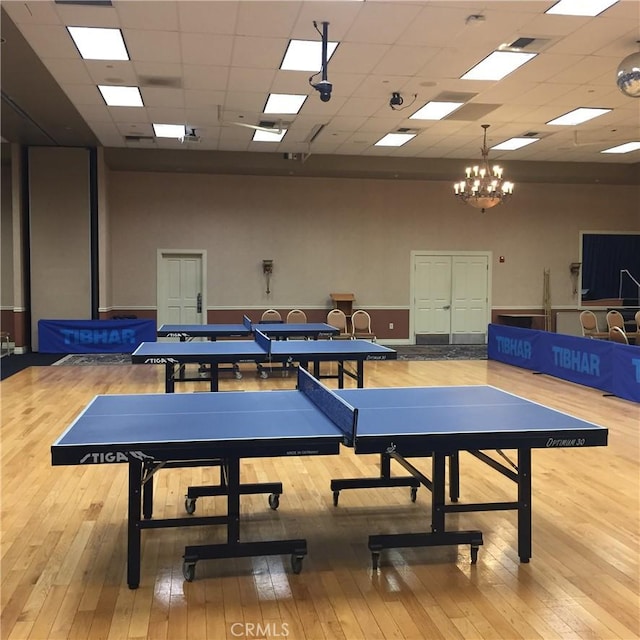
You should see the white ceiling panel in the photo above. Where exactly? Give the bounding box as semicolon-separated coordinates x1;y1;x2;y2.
181;32;234;66
2;0;638;165
124;29;181;64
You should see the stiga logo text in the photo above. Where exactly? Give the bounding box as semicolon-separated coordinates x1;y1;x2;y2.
144;357;179;364
79;451;155;464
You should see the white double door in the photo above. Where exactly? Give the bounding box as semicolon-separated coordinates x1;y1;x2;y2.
412;252;491;344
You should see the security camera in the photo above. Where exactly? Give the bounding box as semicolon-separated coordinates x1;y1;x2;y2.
390;92;403;107
313;80;332;102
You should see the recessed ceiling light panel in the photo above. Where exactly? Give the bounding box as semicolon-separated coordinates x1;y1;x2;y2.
253;129;287;142
264;94;307;115
461;51;537;81
545;0;619;17
601;141;640;154
280;39;338;72
491;137;540;150
409;101;464;120
98;85;143;107
68;26;129;60
547;107;611;126
375;133;416;147
153;123;186;139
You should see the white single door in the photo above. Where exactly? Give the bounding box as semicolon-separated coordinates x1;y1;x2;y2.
414;256;452;335
157;251;205;326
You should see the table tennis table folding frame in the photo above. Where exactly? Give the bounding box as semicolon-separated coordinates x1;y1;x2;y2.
157;316;341;382
133;328;395;393
51;368;607;589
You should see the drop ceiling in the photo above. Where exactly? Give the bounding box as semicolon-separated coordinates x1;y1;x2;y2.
1;0;639;178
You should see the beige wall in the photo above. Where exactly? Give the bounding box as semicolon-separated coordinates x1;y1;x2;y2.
29;147;91;348
1;161;13;309
108;171;639;311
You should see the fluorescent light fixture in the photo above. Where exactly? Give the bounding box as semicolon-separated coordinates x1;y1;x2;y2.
461;51;537;81
545;0;618;17
280;39;338;72
67;26;129;60
98;85;143;107
153;123;186;139
601;141;640;154
410;101;464;120
264;94;307;115
491;137;539;151
374;133;416;147
547;107;611;126
253;129;287;142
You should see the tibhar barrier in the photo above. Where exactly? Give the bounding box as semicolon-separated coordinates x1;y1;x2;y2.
38;319;156;354
488;323;640;403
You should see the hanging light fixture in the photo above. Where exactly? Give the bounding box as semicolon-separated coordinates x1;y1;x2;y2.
454;124;514;213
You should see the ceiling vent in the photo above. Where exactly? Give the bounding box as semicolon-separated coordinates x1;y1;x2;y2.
503;37;555;53
138;76;183;89
124;135;155;143
434;91;478;103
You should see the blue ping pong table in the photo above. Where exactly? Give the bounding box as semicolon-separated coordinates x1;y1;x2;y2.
52;368;607;589
158;315;339;341
133;329;395;392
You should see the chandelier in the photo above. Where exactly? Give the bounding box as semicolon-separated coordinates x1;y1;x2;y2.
454;124;514;213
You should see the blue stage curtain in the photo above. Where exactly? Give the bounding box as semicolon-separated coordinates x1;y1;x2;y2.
582;234;640;302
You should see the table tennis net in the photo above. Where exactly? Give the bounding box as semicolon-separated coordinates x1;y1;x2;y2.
254;329;271;354
296;367;357;440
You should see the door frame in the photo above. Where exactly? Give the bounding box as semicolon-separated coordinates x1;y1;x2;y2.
156;249;207;326
410;250;492;344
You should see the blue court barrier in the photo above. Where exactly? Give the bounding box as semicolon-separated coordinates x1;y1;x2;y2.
38;318;156;354
488;323;640;403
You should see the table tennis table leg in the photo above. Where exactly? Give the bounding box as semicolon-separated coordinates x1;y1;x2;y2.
166;364;175;393
367;453;483;569
330;452;420;505
449;451;460;502
357;361;364;387
517;448;532;563
210;363;219;392
127;460;143;589
182;456;307;582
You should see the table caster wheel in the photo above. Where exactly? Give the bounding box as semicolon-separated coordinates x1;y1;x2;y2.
260;371;269;379
185;497;196;514
183;562;196;582
268;493;280;510
234;371;243;380
410;487;418;502
332;491;340;506
291;555;303;574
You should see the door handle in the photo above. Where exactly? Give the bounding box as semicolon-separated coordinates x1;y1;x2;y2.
197;293;202;313
443;304;451;310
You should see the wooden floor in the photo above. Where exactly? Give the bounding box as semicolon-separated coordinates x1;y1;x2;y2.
1;359;638;640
